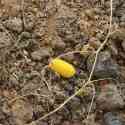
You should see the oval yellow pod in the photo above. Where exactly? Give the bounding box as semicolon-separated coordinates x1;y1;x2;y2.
49;58;76;78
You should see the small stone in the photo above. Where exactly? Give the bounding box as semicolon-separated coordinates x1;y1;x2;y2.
31;47;51;61
109;42;118;55
9;75;19;86
44;0;57;17
0;31;11;48
63;54;74;62
52;36;66;49
120;15;125;22
11;99;33;124
89;37;101;49
87;51;119;78
69;97;85;120
64;83;74;92
25;22;35;31
24;12;35;31
111;30;125;40
0;109;6;120
55;38;66;49
96;84;124;110
70;97;81;110
122;41;125;51
85;9;95;19
104;112;123;125
3;18;23;33
19;32;31;39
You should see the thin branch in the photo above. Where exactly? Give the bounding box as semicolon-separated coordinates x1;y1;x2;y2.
86;84;96;119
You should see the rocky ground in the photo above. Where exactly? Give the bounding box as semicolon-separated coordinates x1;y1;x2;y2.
0;0;125;125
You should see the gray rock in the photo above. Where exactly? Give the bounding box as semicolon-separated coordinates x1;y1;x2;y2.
3;18;23;33
104;112;123;125
87;51;119;78
31;47;51;61
96;84;124;110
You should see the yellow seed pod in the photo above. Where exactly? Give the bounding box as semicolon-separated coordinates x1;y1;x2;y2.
49;58;76;78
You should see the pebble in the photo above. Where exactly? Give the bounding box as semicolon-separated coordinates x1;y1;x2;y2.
0;31;11;48
104;112;123;125
19;32;32;39
69;97;81;110
120;15;125;23
0;109;6;120
109;42;118;55
96;84;124;110
88;37;101;49
31;47;51;61
122;41;125;51
69;97;85;120
3;18;23;33
11;99;33;124
51;35;66;49
111;29;125;40
24;12;35;31
87;51;119;78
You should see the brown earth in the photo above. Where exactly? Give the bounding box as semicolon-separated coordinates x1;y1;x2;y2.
0;0;125;125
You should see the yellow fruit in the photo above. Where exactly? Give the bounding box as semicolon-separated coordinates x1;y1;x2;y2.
49;58;76;78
